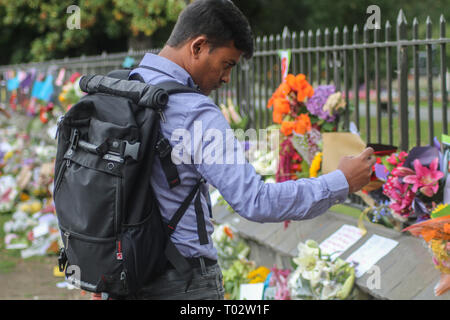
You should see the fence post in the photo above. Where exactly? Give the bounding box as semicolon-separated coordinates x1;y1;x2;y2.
324;28;331;84
343;26;350;130
333;27;341;91
396;9;409;151
352;24;360;130
426;16;434;145
412;17;421;146
386;20;394;145
316;29;322;85
440;15;448;134
307;30;313;84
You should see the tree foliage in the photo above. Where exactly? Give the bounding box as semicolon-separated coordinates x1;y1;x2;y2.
0;0;188;64
0;0;447;65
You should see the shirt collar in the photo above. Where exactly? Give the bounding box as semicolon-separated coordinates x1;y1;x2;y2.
137;53;199;90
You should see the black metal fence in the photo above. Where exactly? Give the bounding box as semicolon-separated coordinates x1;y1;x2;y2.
0;10;449;152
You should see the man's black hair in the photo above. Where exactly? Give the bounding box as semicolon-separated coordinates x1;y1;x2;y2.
167;0;254;59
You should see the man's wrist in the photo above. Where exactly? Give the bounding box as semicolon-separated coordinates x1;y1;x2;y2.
319;170;349;206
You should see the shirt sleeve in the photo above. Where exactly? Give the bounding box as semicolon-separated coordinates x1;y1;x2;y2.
179;98;349;223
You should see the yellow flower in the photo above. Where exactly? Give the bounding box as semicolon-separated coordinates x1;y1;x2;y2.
309;152;323;178
430;239;450;274
3;150;13;162
431;204;450;219
247;266;271;284
19;193;30;201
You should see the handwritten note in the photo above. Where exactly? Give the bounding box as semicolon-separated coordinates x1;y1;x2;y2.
319;224;364;259
345;234;398;277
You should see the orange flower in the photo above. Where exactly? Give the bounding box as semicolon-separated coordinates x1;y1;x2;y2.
421;229;437;243
286;73;306;92
224;226;234;239
297;83;314;103
267;82;292;108
280;121;295;136
273;111;284;124
293;113;312;135
444;223;450;234
273;98;290;114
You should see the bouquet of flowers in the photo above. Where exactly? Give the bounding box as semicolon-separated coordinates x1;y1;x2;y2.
403;213;450;296
3;201;60;258
287;240;356;300
267;74;347;184
376;145;445;226
220;98;248;132
212;223;250;270
222;258;256;300
58;72;85;111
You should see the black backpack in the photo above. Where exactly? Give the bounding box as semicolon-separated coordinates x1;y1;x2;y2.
53;69;210;298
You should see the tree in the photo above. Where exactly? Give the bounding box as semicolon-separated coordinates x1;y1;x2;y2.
0;0;188;64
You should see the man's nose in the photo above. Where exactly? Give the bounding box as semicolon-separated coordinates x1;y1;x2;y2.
221;70;232;84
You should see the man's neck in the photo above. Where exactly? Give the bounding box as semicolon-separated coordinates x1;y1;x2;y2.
158;45;188;72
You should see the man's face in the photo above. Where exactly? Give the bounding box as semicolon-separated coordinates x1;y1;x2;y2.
190;39;243;96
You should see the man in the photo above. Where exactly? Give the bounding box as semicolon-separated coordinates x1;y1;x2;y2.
127;0;375;299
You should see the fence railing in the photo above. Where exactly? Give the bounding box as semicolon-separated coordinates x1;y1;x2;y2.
0;10;449;152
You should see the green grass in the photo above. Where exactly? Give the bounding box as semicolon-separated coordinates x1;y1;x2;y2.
357;116;443;148
358;98;444;109
330;204;362;219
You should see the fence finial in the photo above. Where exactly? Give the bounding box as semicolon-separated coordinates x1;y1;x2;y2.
426;16;432;39
397;9;407;26
386;20;391;29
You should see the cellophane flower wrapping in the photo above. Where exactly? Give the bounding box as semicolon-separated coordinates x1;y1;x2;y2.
288;240;356;300
212;224;250;270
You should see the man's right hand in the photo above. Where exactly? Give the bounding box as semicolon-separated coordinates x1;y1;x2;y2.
337;147;376;194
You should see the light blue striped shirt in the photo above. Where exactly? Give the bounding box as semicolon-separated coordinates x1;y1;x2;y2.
130;53;349;261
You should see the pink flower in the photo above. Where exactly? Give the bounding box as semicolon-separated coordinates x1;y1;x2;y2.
386;152;408;166
386;154;399;165
403;158;444;197
383;176;415;216
398;151;408;162
391;166;414;177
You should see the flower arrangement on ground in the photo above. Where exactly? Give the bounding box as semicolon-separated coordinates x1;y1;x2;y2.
287;240;356;300
212;223;250;270
374;145;445;227
403;214;450;296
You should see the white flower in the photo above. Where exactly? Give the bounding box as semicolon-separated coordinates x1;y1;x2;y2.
323;92;346;115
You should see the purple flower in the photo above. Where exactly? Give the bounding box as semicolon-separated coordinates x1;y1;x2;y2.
305;85;336;122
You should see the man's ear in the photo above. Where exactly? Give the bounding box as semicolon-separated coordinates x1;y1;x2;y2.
190;36;209;59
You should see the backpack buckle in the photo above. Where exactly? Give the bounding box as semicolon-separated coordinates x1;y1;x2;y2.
58;248;68;272
69;129;79;150
123;141;140;161
155;138;171;158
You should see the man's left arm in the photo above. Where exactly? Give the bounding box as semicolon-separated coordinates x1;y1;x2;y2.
178;99;349;223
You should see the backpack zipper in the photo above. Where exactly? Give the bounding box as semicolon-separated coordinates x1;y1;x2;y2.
115;176;122;235
55;115;65;140
54;161;69;195
59;227;116;243
64;231;70;250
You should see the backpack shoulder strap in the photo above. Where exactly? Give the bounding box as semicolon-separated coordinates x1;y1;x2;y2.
107;69;132;80
157;81;203;96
